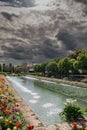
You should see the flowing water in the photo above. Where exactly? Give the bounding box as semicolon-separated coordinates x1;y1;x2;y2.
6;76;87;126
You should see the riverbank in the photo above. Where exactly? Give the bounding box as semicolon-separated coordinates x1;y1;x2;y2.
2;75;72;130
30;75;87;88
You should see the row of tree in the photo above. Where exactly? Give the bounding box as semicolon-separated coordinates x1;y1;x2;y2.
34;49;87;78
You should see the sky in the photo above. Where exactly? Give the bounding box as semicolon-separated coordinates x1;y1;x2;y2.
0;0;87;65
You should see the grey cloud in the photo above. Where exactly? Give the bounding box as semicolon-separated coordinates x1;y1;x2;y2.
1;12;19;21
56;30;77;50
20;0;35;7
0;0;35;7
0;0;87;64
75;0;87;4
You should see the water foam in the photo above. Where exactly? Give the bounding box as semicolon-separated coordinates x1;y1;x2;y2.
33;96;40;99
42;103;54;108
29;100;38;104
24;76;38;80
6;76;32;94
47;108;62;116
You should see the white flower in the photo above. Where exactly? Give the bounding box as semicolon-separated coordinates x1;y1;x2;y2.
7;128;11;130
13;127;17;130
0;116;4;120
65;99;77;105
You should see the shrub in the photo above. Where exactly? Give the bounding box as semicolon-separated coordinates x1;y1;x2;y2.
60;99;84;122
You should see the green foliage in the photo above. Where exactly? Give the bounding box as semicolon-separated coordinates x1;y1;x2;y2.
34;62;48;74
68;49;84;59
84;107;87;116
45;61;58;76
73;60;79;70
77;51;87;70
60;99;84;122
72;127;85;130
58;58;72;73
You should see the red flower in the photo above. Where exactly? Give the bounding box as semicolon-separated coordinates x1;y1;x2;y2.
27;125;34;130
14;102;20;107
15;122;22;128
73;122;78;129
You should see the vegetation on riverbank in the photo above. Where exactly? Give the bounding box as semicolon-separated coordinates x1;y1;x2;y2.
1;49;87;86
34;49;87;82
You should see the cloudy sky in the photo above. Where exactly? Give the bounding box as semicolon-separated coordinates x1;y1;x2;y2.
0;0;87;65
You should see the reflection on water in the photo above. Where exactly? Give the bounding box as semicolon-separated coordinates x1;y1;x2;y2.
6;76;87;126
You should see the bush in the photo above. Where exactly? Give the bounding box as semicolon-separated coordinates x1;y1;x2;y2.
60;99;84;122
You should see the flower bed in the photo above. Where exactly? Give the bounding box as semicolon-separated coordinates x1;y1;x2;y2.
60;99;87;130
0;76;34;130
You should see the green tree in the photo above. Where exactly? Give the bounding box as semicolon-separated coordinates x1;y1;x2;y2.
51;58;60;63
34;64;41;72
58;58;72;77
39;62;48;75
34;62;48;76
46;61;58;77
77;51;87;72
68;49;84;59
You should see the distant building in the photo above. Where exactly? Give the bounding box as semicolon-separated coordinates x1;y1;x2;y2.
22;62;34;72
22;63;29;72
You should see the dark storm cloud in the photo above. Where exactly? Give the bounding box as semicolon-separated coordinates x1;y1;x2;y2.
1;12;19;21
3;41;33;60
75;0;87;4
0;0;13;2
0;0;87;64
0;0;35;7
56;30;77;50
42;39;60;58
20;0;35;7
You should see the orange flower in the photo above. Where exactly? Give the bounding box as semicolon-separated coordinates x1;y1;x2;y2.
3;110;12;114
0;83;3;88
85;127;87;130
0;90;3;94
3;87;8;92
15;122;22;128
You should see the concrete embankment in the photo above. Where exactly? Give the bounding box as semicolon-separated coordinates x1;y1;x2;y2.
31;75;87;88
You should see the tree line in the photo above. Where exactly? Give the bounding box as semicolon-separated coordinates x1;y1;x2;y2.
34;49;87;80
